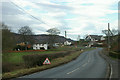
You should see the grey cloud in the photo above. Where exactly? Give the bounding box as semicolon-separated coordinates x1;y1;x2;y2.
67;34;78;41
83;23;96;31
57;20;71;31
2;2;24;15
1;2;47;33
1;1;70;35
35;2;73;12
2;14;46;33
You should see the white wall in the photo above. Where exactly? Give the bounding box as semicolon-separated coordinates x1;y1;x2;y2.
64;41;72;45
101;36;105;40
33;44;48;50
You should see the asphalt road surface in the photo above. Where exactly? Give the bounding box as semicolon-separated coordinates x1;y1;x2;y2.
19;48;108;78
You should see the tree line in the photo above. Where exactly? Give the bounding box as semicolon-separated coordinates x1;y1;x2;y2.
1;22;60;53
1;22;36;53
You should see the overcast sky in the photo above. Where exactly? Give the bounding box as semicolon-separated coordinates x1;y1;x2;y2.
0;0;119;40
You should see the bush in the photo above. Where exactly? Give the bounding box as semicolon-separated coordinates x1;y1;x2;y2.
109;51;120;59
2;63;13;73
22;51;75;68
2;62;24;73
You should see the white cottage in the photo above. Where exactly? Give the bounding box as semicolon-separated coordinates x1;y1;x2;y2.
64;41;72;45
33;44;48;50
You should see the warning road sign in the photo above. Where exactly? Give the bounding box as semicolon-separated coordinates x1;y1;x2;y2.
43;58;51;64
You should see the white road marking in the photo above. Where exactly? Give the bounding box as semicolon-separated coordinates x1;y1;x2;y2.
67;68;79;74
82;63;88;67
88;53;91;63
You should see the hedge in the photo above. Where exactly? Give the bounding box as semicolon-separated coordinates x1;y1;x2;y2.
22;51;76;68
109;51;120;59
2;62;24;73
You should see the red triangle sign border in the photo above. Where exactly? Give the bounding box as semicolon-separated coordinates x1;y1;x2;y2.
43;58;51;64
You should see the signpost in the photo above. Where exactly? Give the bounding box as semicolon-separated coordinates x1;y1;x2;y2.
43;58;51;64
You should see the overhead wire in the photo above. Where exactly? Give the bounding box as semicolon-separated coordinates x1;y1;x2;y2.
10;1;56;28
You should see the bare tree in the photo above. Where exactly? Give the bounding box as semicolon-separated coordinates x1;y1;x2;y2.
102;29;118;36
18;26;34;50
102;28;119;52
111;29;118;35
47;28;60;35
46;28;60;48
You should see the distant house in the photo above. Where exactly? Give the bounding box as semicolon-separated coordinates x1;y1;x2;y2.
33;44;48;50
85;35;105;42
64;41;72;45
85;35;105;47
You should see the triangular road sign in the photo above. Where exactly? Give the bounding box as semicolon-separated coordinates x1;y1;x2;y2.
43;58;51;64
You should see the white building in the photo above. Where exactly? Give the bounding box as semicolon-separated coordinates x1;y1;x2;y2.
85;35;105;42
33;44;48;50
64;41;72;45
85;35;105;47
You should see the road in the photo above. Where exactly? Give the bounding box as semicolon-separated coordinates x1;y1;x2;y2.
19;48;108;78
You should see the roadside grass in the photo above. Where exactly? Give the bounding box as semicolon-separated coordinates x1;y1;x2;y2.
2;47;95;79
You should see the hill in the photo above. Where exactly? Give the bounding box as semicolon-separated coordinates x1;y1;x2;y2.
12;33;74;44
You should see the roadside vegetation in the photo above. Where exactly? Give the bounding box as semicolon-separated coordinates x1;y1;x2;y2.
102;28;120;59
109;34;120;59
2;23;16;53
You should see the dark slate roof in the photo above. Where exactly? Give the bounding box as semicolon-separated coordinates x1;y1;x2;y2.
89;35;102;40
85;35;103;41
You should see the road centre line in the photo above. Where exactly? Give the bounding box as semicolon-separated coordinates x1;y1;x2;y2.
67;68;79;74
82;63;88;67
88;54;91;63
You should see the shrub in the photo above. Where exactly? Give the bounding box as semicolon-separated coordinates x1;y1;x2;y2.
2;62;24;73
109;51;120;59
2;63;13;73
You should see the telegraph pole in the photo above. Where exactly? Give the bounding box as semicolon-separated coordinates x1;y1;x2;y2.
65;31;67;38
108;23;110;53
77;35;80;44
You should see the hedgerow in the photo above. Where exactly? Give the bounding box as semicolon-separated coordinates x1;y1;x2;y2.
22;51;75;68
